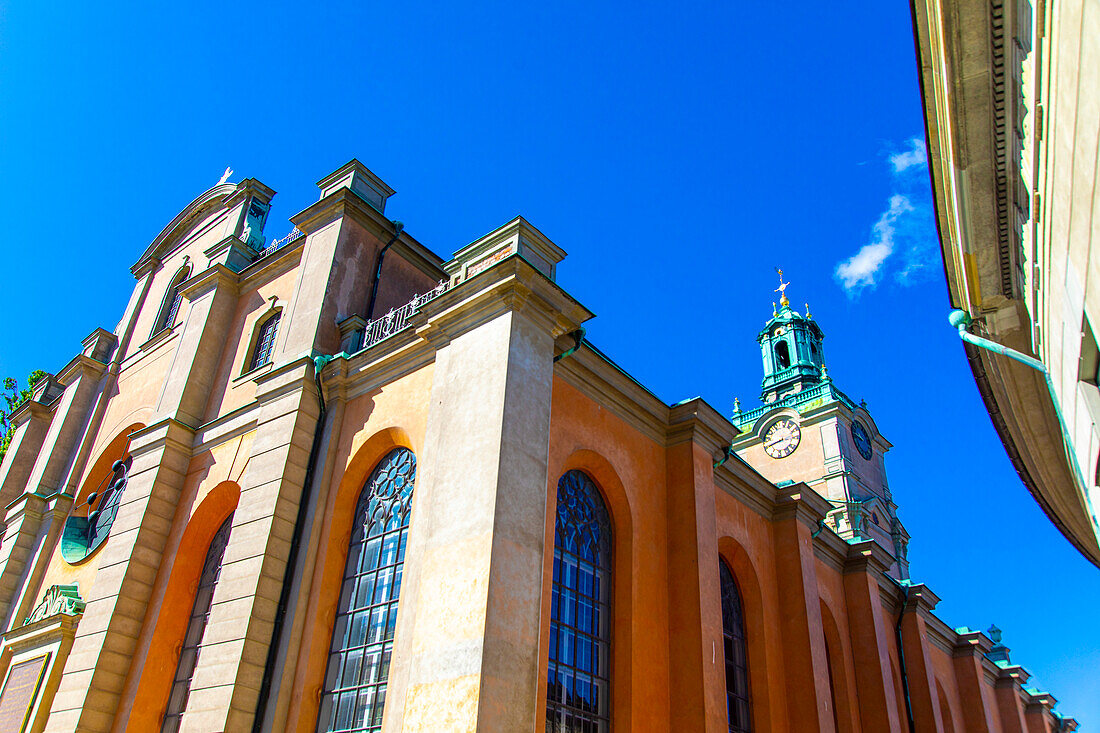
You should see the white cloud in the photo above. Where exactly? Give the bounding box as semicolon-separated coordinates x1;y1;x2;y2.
835;195;914;293
890;138;927;173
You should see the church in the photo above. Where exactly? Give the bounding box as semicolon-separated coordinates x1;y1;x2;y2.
0;160;1077;732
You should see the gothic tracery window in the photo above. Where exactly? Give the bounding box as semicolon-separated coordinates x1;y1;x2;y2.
160;514;233;733
720;560;752;733
546;469;612;732
318;447;416;733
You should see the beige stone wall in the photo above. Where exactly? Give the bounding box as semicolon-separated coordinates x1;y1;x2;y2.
1035;0;1100;518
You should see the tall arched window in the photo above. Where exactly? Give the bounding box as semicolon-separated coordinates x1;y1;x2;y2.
160;513;233;732
153;267;190;336
720;560;752;733
775;341;791;369
318;447;416;733
248;311;281;372
546;469;612;732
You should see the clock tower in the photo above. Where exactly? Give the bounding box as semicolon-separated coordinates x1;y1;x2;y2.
731;275;910;578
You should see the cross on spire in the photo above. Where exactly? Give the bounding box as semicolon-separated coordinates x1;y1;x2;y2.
774;268;790;307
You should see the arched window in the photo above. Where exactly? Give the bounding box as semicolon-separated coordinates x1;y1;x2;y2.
775;341;790;369
546;469;612;732
160;513;233;732
720;560;752;733
154;268;190;336
248;311;281;372
318;447;416;733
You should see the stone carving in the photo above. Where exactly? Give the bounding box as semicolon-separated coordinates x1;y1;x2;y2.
24;584;85;625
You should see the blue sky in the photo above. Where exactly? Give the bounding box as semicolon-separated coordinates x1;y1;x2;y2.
1;0;1096;725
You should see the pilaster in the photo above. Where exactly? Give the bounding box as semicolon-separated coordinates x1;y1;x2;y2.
44;418;194;733
0;393;57;509
770;484;835;732
897;583;944;732
842;541;902;732
0;491;72;630
24;357;107;497
664;400;733;732
182;360;318;732
1023;689;1056;733
383;256;590;732
155;264;240;427
952;629;1000;733
994;665;1030;733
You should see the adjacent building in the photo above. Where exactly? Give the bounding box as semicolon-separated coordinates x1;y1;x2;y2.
912;0;1100;565
0;162;1077;731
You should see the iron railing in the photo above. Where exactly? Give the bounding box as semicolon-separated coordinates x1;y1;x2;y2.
261;227;304;256
360;280;450;351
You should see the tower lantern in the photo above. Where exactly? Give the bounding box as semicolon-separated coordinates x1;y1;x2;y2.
758;271;826;402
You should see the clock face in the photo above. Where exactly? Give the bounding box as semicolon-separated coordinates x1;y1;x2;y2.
763;418;801;458
61;457;131;564
851;421;873;460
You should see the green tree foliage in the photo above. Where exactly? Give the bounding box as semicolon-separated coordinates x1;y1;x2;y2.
0;370;48;463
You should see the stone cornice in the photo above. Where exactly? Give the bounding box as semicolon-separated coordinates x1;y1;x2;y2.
291;187;444;272
203;235;260;273
56;354;108;386
292;186;389;237
953;627;995;659
9;395;56;430
128;418;196;460
179;263;239;300
901;582;941;614
252;356;316;410
554;345;669;446
667;398;736;453
327;330;437;405
772;482;831;526
1;609;80;651
80;328;118;364
842;539;894;577
238;237;305;290
713;454;779;519
812;524;849;572
2;490;48;525
414;255;592;349
996;663;1031;687
924;611;960;656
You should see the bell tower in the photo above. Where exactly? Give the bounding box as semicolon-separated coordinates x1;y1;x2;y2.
732;271;910;579
759;269;827;402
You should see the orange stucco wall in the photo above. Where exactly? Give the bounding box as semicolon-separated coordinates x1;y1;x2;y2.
284;362;434;732
2;175;1072;733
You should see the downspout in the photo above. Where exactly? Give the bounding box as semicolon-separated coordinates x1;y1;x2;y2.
365;221;405;320
553;328;585;363
894;583;916;733
948;310;1091;504
252;351;346;733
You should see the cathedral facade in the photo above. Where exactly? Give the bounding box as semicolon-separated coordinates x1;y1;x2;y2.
0;161;1077;732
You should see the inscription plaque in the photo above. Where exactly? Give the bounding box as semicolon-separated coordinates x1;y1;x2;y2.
0;654;50;733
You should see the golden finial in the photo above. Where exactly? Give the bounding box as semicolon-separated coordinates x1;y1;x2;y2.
805;303;812;319
772;301;777;316
775;268;790;307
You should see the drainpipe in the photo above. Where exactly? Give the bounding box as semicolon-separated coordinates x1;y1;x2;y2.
948;310;1091;499
252;351;346;733
365;221;404;320
894;582;916;733
553;328;586;363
